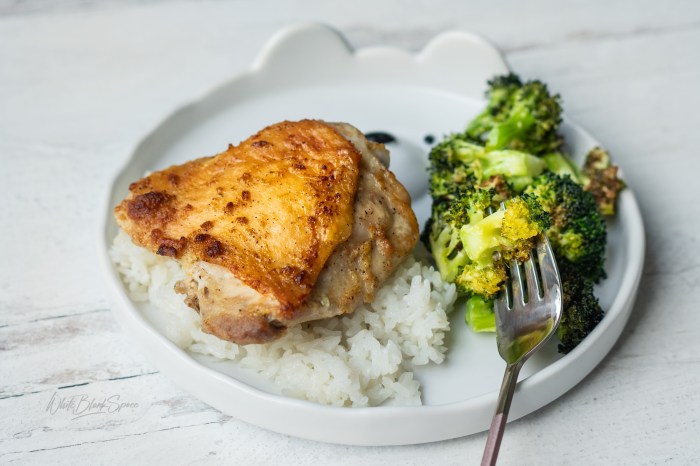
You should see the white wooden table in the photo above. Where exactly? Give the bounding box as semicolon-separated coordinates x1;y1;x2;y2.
2;1;699;464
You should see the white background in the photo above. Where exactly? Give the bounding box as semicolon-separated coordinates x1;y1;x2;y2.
1;1;699;464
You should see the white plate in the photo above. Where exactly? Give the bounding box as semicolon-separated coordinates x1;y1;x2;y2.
98;24;645;446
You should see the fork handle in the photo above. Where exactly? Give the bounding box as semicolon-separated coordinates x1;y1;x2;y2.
481;361;524;466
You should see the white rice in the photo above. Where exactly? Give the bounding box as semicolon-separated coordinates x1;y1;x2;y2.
110;230;457;407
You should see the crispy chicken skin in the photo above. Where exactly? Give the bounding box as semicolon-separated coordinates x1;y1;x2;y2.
115;120;418;344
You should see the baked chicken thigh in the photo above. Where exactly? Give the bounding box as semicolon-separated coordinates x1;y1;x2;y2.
115;120;418;344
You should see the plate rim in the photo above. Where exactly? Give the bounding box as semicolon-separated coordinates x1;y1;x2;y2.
97;23;646;446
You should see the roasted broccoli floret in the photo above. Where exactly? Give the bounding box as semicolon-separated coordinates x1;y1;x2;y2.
428;134;546;196
428;188;495;282
428;189;550;298
466;73;563;156
525;172;607;282
581;147;626;216
556;260;605;354
460;195;550;264
456;261;506;297
541;149;625;217
464;74;523;141
428;137;481;201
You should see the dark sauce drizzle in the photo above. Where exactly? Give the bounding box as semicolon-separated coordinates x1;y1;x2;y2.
364;131;436;145
364;131;397;144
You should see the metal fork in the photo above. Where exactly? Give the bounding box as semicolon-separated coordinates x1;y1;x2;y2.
481;236;563;466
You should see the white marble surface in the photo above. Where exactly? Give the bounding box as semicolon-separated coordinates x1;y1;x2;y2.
1;1;699;464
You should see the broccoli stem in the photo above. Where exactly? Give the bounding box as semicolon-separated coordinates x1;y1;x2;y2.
465;296;496;332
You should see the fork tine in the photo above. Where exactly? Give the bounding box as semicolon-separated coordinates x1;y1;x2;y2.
493;289;508;327
523;255;540;301
536;237;560;293
509;260;525;307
